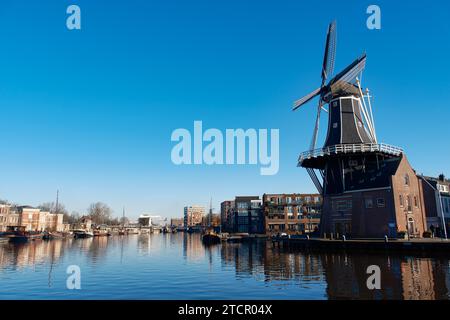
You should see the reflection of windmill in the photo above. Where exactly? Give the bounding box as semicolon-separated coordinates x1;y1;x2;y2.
293;21;405;238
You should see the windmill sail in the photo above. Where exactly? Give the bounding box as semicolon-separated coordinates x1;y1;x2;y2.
321;21;337;84
293;87;321;110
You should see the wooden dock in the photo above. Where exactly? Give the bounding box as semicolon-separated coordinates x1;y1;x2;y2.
272;237;450;254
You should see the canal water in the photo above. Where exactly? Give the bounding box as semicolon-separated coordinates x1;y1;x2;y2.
0;233;449;300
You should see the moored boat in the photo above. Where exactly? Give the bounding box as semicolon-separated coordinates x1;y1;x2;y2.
202;228;221;245
9;231;44;243
93;229;110;236
73;229;94;238
43;231;67;240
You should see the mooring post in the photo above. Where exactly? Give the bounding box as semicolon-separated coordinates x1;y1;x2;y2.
384;235;388;243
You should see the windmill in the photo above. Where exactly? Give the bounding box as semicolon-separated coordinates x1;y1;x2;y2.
291;21;406;238
293;21;381;194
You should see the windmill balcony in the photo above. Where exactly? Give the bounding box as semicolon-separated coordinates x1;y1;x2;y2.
298;143;403;168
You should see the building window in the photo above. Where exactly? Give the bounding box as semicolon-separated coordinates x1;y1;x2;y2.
286;197;292;204
414;196;418;208
365;198;373;209
404;174;410;186
443;198;449;213
406;195;412;212
314;196;320;203
438;184;449;193
399;195;404;207
376;198;385;208
335;200;352;211
237;202;247;209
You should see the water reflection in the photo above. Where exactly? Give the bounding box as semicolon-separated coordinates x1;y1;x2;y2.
217;241;450;300
0;234;449;300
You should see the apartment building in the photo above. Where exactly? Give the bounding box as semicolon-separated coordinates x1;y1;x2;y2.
184;205;205;227
263;193;322;235
0;205;65;232
220;200;234;232
229;196;265;234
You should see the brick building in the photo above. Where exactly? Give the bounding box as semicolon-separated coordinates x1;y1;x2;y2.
0;205;65;232
318;154;428;238
263;193;322;235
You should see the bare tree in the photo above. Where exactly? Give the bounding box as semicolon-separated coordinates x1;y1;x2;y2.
119;216;129;226
39;202;73;224
65;211;81;224
88;202;112;225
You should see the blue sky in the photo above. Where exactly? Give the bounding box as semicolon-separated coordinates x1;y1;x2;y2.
0;0;449;219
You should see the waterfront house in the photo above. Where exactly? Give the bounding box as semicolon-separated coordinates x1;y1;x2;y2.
1;205;64;232
0;204;20;232
419;174;450;236
74;216;93;231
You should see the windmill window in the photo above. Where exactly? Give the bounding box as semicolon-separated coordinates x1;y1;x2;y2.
399;195;404;207
335;200;352;211
333;122;338;128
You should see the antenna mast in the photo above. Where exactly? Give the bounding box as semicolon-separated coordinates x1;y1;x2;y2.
209;197;212;226
55;189;59;214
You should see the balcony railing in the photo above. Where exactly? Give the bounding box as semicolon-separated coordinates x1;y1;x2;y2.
298;143;403;165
